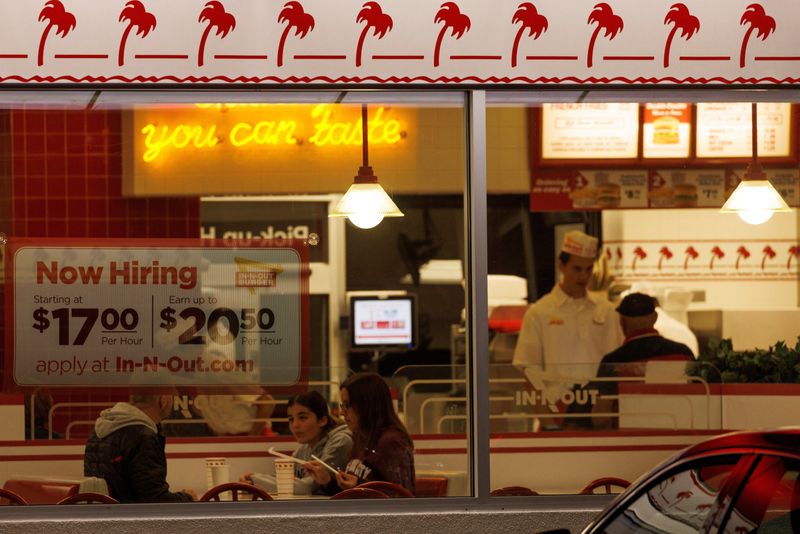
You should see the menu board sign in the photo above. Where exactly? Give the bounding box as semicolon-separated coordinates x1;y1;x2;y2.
532;169;648;210
540;103;639;160
649;169;726;208
696;103;792;159
643;104;691;159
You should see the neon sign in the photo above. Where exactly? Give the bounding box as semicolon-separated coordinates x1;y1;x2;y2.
139;104;403;162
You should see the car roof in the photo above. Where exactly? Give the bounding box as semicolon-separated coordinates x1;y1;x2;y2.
678;428;800;459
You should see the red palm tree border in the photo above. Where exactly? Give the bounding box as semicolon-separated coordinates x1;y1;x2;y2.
277;1;315;67
197;0;236;67
433;2;471;67
739;3;775;68
586;3;623;68
663;3;699;68
511;3;548;68
118;0;157;67
37;0;76;67
355;2;393;67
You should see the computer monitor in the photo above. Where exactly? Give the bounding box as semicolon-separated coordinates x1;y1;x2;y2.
350;295;417;352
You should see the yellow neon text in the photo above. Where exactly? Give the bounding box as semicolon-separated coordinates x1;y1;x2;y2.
141;124;219;162
230;120;298;147
308;105;401;146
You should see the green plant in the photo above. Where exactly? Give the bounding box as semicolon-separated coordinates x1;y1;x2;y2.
689;337;800;383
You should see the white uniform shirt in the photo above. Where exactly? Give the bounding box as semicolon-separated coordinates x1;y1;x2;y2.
655;307;700;357
512;285;624;380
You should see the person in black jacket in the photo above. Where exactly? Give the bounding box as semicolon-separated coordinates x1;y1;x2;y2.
84;394;196;503
589;293;694;429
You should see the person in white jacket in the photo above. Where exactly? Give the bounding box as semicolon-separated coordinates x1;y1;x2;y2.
513;230;624;381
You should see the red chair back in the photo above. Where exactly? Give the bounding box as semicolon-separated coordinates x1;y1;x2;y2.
331;488;389;500
358;481;414;498
580;477;631;495
490;486;539;496
414;477;448;497
200;482;273;502
0;488;28;505
58;492;119;505
2;479;79;504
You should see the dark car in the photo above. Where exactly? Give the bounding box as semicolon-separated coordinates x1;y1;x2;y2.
561;428;800;533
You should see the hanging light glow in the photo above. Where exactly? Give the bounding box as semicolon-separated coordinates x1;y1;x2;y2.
329;104;404;229
720;103;791;225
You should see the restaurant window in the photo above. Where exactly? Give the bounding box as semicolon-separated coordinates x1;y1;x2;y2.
485;90;800;496
0;90;470;504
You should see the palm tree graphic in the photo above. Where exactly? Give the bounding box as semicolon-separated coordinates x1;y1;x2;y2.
118;1;156;67
197;1;236;67
762;245;776;270
735;245;750;270
683;246;699;270
739;4;774;68
277;1;315;67
433;2;471;67
511;3;548;68
658;246;673;270
709;246;724;270
37;0;76;67
586;3;623;68
355;2;393;68
631;246;647;271
663;3;699;68
787;245;800;270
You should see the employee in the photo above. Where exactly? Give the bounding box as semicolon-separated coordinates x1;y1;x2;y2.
512;230;624;381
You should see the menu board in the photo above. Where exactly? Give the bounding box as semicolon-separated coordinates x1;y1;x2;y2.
649;169;726;208
531;169;648;210
696;103;792;159
642;103;691;159
540;103;639;160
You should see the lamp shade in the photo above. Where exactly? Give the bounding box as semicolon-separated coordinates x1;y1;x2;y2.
720;179;791;225
329;182;404;229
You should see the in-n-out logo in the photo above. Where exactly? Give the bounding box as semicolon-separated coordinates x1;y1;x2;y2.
201;225;310;243
515;386;599;408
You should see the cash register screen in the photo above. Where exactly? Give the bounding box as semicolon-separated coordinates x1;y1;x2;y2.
350;296;417;351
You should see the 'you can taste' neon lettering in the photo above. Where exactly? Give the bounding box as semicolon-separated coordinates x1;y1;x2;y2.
139;104;403;162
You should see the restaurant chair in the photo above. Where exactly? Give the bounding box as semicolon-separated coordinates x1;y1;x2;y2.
200;482;273;502
579;477;631;495
489;486;539;496
0;488;28;505
57;493;119;505
414;477;448;497
330;488;389;500
2;479;79;504
357;481;414;498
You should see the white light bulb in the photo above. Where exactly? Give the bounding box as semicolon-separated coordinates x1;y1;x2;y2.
737;209;774;225
347;212;385;229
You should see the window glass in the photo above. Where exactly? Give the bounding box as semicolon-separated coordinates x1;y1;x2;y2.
0;91;468;503
485;89;799;496
603;456;740;534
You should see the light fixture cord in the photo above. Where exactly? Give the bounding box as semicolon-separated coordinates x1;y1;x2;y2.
751;102;758;165
362;103;369;167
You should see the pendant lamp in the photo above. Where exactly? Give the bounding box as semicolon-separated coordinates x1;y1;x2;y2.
720;103;791;225
328;104;404;229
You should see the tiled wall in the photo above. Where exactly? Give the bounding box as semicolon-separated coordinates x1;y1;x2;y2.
1;108;200;420
7;108;199;238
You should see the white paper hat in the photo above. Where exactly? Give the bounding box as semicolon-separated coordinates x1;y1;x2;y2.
561;230;598;258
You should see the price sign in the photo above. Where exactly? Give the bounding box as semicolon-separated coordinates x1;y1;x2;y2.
10;241;306;387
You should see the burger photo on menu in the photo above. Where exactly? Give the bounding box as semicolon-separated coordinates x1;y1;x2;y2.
596;182;621;208
652;116;681;145
673;183;698;207
649;186;674;208
569;186;598;208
